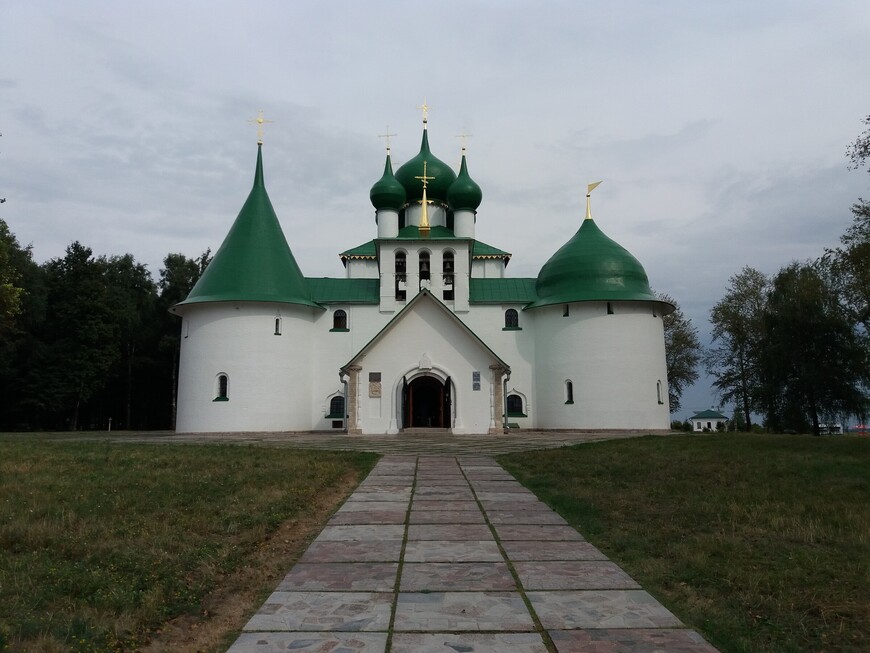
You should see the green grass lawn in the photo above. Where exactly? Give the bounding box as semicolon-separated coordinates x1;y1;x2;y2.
0;435;377;653
500;434;870;653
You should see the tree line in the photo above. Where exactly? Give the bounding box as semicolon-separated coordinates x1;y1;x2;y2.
0;228;209;431
664;115;870;435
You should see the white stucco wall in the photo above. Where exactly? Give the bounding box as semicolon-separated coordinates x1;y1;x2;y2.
175;302;317;433
532;301;670;429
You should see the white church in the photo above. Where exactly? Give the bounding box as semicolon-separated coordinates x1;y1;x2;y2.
171;112;673;435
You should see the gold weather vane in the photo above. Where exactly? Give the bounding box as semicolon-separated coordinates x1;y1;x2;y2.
585;181;603;220
415;160;435;236
248;109;274;145
417;98;431;126
378;126;397;154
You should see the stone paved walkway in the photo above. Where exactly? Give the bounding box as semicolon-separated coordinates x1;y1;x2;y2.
226;454;718;653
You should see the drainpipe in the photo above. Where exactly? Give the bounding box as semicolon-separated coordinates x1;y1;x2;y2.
503;369;511;433
339;370;348;433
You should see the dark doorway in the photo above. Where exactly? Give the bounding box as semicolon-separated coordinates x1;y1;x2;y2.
403;375;451;428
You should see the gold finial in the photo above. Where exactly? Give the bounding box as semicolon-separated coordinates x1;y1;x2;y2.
417;98;431;127
248;109;274;145
585;181;603;220
416;160;435;236
455;131;473;155
378;126;397;155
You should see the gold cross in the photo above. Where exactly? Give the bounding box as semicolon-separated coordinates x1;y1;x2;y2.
455;131;473;153
417;98;431;124
247;109;274;144
378;125;397;154
415;160;435;190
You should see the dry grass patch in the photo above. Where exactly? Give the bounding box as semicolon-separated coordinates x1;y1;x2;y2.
500;434;870;653
0;436;377;652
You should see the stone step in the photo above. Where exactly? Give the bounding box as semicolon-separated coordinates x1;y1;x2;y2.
402;427;451;435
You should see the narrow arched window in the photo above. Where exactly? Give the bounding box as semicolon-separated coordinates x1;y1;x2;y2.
442;251;454;300
419;251;431;280
332;309;348;331
327;396;345;418
274;317;282;335
507;394;525;416
657;380;664;404
504;309;519;329
607;302;614;315
215;374;229;401
565;380;574;404
395;252;407;301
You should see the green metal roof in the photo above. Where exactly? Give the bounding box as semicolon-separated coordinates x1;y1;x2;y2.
340;241;377;261
176;145;319;309
307;278;380;304
394;129;457;203
691;409;728;420
472;240;511;260
469;278;537;304
527;218;656;310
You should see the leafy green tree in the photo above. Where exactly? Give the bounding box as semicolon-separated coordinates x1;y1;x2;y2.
0;219;25;333
760;262;869;435
101;254;157;429
705;267;769;430
658;292;700;413
25;243;118;430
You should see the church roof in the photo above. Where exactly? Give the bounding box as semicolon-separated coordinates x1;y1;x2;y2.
340;235;511;265
469;278;537;304
175;145;319;309
370;153;406;211
527;217;658;310
447;153;482;212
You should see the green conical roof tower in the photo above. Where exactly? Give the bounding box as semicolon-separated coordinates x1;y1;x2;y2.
527;184;663;310
175;144;319;309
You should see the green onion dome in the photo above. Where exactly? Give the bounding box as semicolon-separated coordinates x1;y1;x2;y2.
394;129;457;204
527;217;657;309
370;154;406;211
447;153;482;212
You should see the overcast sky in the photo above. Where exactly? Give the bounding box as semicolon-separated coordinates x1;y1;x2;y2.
2;1;869;418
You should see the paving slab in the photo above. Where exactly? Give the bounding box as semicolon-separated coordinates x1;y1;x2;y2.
412;499;479;511
486;509;569;525
393;591;535;631
527;590;684;629
227;632;387;653
400;561;516;591
299;540;403;563
314;524;405;542
494;524;585;541
338;500;410;512
407;524;493;540
409;510;486;524
329;510;407;525
501;540;609;561
277;563;398;592
345;489;412;502
403;539;504;562
549;628;719;652
390;632;547;652
515;561;641;590
243;591;392;631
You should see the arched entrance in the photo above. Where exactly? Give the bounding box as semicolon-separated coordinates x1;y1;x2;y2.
402;375;451;429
